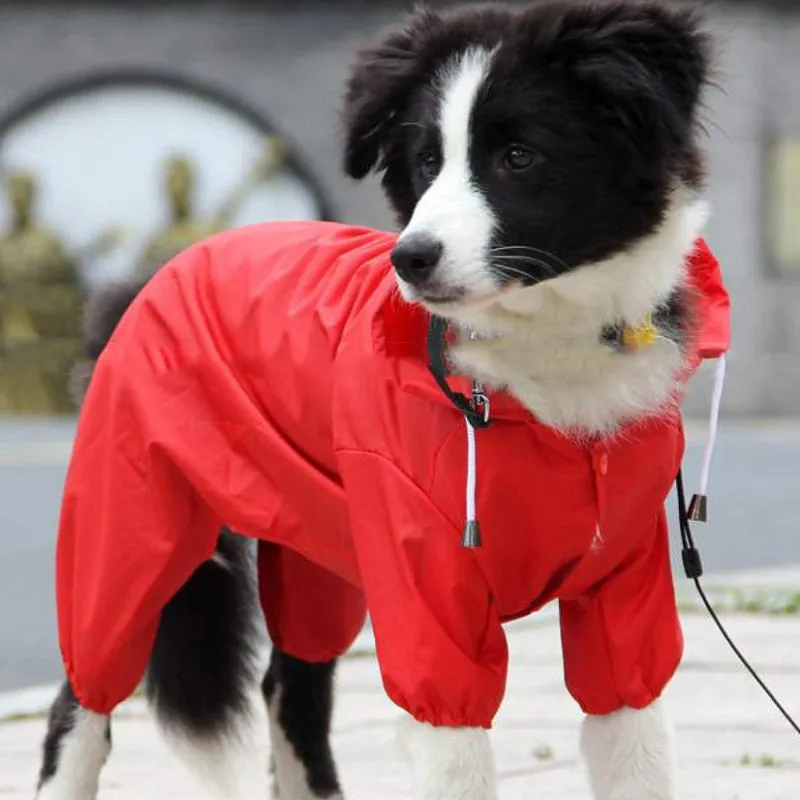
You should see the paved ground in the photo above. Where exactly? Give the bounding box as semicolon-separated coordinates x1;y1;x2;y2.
1;418;800;694
2;567;800;798
0;420;73;693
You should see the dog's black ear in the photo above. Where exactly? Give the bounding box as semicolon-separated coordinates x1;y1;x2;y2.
537;1;712;126
342;7;442;180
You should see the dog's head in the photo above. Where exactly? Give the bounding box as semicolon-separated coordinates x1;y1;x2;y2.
342;0;711;315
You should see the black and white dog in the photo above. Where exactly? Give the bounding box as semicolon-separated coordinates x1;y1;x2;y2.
37;1;713;798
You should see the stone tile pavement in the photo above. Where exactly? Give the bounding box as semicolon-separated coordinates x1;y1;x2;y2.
2;570;800;799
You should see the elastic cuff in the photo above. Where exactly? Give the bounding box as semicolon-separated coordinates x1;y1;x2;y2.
387;688;495;730
410;709;494;730
65;663;115;715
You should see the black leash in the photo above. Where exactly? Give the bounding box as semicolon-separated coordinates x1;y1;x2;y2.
427;314;800;737
427;316;490;430
675;470;800;737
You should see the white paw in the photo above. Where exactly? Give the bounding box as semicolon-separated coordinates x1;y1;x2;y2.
582;700;676;800
401;717;497;800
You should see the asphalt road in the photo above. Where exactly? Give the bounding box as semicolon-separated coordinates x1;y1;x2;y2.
1;418;799;695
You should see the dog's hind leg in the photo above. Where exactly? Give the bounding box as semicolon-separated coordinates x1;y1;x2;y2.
257;542;368;799
581;698;676;800
262;648;343;799
36;680;111;800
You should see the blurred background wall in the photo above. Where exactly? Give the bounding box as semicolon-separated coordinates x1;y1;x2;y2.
0;0;797;417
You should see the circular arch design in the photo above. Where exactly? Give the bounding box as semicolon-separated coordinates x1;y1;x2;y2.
0;66;336;218
0;66;337;288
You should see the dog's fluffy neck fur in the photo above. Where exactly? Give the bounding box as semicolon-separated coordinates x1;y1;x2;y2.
439;194;709;436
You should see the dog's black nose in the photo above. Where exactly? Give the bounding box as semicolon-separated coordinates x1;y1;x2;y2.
390;234;443;285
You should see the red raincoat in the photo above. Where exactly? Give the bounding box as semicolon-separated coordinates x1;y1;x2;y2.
56;222;730;728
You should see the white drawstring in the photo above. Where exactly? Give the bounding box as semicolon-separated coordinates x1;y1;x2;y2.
698;353;727;497
689;352;727;521
461;376;489;548
465;417;477;525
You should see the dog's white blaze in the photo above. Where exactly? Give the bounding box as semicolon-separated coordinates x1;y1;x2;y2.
581;698;676;799
397;47;497;299
37;708;109;800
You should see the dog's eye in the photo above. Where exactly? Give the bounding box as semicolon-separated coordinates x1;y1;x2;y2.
503;145;538;173
417;151;441;182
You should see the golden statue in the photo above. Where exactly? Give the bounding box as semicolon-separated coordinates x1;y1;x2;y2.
0;170;123;414
135;136;287;278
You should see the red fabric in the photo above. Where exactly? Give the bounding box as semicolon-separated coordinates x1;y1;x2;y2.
56;222;730;726
687;238;731;360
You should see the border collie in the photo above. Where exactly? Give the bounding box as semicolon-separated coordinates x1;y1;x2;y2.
37;1;714;798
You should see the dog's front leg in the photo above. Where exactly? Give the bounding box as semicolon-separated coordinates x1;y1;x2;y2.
401;718;497;800
581;698;676;800
36;681;111;800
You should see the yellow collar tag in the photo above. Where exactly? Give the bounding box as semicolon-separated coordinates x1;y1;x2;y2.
621;313;658;351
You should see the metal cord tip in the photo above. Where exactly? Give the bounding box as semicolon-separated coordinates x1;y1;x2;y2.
687;493;708;522
462;520;482;548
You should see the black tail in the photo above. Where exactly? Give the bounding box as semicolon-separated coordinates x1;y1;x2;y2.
69;278;148;404
77;278;261;743
145;532;260;740
82;278;149;360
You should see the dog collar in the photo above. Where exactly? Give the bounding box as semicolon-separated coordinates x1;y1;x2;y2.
427;316;490;430
601;312;659;353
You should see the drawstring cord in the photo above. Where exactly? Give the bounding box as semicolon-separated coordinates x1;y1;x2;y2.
465;418;477;524
427;315;490;547
679;354;799;738
677;470;800;738
462;380;490;547
688;353;727;521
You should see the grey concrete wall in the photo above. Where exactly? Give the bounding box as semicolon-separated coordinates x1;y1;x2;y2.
0;2;797;417
697;6;800;417
0;4;401;227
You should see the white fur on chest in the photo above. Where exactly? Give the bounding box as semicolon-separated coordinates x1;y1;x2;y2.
443;197;708;435
451;332;683;434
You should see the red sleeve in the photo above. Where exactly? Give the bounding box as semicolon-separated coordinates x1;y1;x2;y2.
336;449;508;729
57;246;289;714
687;239;731;361
559;511;683;716
258;543;367;663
